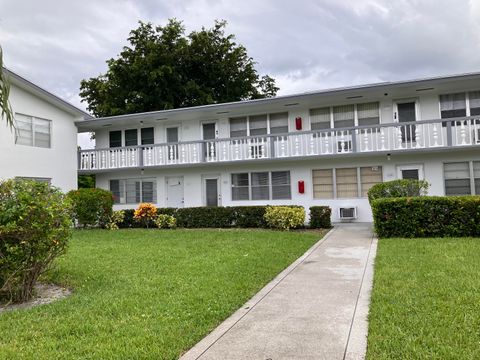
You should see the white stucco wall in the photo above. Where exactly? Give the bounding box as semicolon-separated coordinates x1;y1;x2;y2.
0;82;81;191
95;149;479;223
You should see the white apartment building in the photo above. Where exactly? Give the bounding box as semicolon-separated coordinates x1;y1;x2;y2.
0;69;88;191
76;72;480;222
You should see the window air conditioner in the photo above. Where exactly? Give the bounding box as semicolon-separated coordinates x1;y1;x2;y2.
339;207;357;220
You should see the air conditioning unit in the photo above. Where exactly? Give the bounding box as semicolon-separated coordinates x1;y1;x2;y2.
339;207;357;220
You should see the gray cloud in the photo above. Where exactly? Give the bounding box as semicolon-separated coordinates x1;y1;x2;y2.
1;0;479;148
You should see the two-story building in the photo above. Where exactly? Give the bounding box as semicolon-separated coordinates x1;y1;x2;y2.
0;68;89;191
77;72;480;222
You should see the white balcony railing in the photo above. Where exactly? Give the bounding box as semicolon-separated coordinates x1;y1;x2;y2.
78;117;480;171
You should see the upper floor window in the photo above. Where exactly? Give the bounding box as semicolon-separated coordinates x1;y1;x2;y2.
109;127;155;147
229;112;288;138
439;91;480;118
310;102;380;130
15;114;51;148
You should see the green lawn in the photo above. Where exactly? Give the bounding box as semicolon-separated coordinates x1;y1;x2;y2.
367;237;480;359
0;229;321;359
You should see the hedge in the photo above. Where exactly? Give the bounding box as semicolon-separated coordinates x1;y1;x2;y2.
67;188;113;228
309;206;332;229
117;205;329;229
372;196;480;238
367;179;429;204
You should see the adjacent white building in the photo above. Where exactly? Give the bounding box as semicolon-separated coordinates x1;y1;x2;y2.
76;72;480;222
0;69;88;191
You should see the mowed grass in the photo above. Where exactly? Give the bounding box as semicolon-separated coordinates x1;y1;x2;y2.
0;229;321;359
367;237;480;359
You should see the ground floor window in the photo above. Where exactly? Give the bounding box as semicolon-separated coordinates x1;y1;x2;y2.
15;177;51;185
231;171;291;201
110;178;157;204
444;161;480;195
313;166;383;199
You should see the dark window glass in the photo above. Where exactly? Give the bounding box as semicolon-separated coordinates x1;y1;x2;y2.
141;127;154;145
110;180;120;204
109;131;122;148
272;171;291;199
232;173;249;200
401;169;419;180
125;129;138;146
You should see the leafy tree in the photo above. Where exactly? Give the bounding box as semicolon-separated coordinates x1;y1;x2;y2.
78;174;95;189
0;46;14;129
80;19;278;117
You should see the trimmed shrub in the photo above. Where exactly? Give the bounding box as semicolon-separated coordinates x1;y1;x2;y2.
367;179;429;204
233;206;268;228
264;206;305;230
67;188;113;228
134;203;157;228
309;206;332;228
372;196;480;238
156;214;177;229
175;207;236;228
0;179;72;302
106;210;125;230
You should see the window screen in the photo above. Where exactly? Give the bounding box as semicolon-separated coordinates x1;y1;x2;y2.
333;105;355;128
34;118;51;148
360;166;383;197
141;127;155;145
401;169;419;180
230;117;248;138
125;129;138;146
312;169;334;199
15;114;51;148
249;115;268;136
251;172;269;200
310;107;331;130
440;93;467;118
357;102;380;126
444;162;471;195
141;179;156;203
271;171;291;199
336;168;358;198
109;131;122;148
15;114;33;146
474;161;480;195
232;173;249;200
469;91;480;116
269;112;289;134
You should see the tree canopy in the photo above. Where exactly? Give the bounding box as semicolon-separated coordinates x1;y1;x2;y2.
80;19;278;117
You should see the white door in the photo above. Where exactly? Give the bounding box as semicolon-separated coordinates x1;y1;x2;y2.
166;176;184;208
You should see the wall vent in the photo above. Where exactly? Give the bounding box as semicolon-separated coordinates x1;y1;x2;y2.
339;207;357;220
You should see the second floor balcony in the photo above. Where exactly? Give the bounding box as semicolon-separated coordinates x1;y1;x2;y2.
78;116;480;172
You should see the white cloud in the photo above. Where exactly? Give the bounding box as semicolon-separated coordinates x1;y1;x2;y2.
2;0;480;144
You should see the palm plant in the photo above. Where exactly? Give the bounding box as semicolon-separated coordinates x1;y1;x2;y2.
0;46;14;129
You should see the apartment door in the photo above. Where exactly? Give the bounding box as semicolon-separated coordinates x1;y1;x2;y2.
166;176;184;208
202;122;217;160
204;177;221;207
395;101;417;142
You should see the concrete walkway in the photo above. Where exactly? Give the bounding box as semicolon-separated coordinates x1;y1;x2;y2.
181;224;377;360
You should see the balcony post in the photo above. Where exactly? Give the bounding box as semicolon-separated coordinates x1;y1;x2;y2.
446;121;452;147
138;146;143;167
77;151;81;170
351;129;357;152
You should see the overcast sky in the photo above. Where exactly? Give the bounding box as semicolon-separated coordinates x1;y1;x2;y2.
1;0;480;147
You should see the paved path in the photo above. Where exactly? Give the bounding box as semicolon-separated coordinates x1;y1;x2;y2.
181;224;377;360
